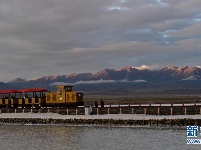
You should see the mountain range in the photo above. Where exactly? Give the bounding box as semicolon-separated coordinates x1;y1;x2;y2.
3;65;201;92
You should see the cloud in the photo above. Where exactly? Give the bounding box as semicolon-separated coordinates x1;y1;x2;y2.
135;65;160;71
50;79;147;86
132;79;147;83
0;0;201;81
171;22;201;38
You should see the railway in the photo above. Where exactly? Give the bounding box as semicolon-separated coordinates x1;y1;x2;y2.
0;102;201;115
1;85;201;115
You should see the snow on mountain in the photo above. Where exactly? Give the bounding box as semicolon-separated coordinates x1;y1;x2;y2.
162;65;178;71
6;65;201;89
66;73;77;77
116;66;134;72
172;66;201;79
135;65;160;71
92;69;116;79
181;75;201;81
28;75;57;81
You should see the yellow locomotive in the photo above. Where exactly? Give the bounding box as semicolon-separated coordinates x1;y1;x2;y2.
0;85;84;108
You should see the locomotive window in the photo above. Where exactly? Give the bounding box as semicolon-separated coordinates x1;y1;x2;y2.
66;87;72;91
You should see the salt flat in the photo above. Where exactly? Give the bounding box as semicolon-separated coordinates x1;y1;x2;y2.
1;113;201;120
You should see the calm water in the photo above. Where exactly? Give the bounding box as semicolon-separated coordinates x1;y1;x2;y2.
0;125;199;150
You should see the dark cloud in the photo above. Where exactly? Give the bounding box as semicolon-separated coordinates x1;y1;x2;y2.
0;0;201;81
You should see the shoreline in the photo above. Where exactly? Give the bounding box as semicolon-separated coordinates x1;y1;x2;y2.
0;123;187;130
2;113;201;120
0;113;201;127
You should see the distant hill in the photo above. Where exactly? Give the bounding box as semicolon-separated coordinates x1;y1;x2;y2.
5;65;201;92
0;82;19;90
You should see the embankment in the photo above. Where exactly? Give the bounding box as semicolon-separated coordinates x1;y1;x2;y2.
0;113;201;127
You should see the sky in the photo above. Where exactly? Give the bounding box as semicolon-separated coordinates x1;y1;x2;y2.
1;0;201;82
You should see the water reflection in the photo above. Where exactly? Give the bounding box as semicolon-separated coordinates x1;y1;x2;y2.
0;125;200;150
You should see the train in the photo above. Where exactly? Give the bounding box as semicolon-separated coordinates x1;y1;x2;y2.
0;85;84;108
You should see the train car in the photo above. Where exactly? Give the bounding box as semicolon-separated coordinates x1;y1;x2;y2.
0;85;84;108
0;90;20;108
17;88;48;108
46;85;84;107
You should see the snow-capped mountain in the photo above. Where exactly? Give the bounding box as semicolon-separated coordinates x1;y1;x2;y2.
6;65;201;90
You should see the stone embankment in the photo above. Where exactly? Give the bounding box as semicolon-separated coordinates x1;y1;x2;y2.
0;117;201;127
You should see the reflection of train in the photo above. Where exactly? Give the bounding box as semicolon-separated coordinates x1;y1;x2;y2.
0;85;84;108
